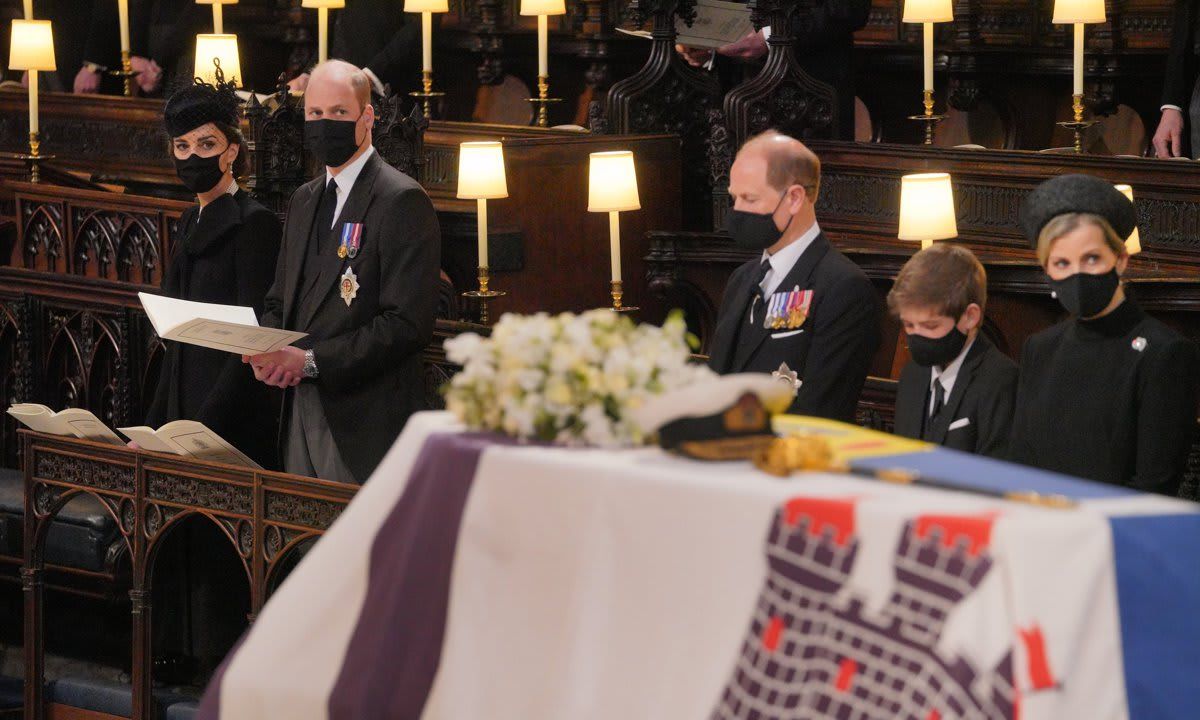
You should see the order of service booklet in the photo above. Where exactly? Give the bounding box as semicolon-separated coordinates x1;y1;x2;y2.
138;292;307;356
616;0;754;50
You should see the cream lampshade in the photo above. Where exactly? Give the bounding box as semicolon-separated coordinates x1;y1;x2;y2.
302;0;345;64
588;151;640;306
458;142;508;274
10;18;56;149
520;0;566;14
404;0;449;11
898;172;957;249
195;0;237;34
902;0;953;23
194;33;241;87
1052;0;1106;24
1114;184;1142;255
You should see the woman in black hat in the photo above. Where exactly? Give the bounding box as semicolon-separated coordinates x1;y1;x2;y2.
1010;174;1199;495
142;78;282;467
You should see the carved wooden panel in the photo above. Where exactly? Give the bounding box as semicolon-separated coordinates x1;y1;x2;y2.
31;450;136;495
146;471;254;517
40;305;129;429
263;493;344;531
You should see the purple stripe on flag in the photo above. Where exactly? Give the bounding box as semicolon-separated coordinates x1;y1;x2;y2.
326;432;504;719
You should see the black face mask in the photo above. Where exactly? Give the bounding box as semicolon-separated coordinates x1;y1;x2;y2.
907;325;968;368
1049;269;1119;318
305;117;364;168
175;152;227;194
724;192;794;251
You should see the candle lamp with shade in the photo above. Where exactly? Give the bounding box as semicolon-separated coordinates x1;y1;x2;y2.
898;173;958;250
902;0;952;145
520;0;565;127
194;33;242;87
196;0;238;34
404;0;448;119
1053;0;1105;153
457;142;509;324
301;0;344;65
9;19;57;182
1114;184;1142;256
588;150;641;313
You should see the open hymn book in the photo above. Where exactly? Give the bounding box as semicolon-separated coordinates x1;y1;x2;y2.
139;292;307;355
616;0;753;49
7;404;261;469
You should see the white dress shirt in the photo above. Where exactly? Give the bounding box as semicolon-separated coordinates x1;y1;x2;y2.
759;221;822;297
928;334;976;416
325;145;376;228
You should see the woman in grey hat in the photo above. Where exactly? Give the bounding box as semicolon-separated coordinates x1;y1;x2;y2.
1009;174;1199;496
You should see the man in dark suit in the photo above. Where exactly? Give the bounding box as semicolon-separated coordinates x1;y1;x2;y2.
247;60;440;485
677;0;871;139
888;244;1018;458
708;131;878;423
1153;0;1199;158
288;0;422;97
76;0;207;95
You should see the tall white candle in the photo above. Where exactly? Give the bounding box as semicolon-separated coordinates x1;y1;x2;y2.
318;8;328;63
609;211;621;283
118;0;130;52
213;4;223;34
1072;23;1084;96
477;199;489;268
23;0;32;19
923;22;933;91
422;11;432;72
28;70;38;135
538;14;548;78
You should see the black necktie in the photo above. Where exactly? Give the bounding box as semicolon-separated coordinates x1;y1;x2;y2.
315;177;339;252
929;379;946;421
746;258;771;325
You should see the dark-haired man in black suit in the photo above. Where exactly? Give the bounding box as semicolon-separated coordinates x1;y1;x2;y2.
1153;0;1199;158
708;131;878;423
248;60;440;485
288;0;423;97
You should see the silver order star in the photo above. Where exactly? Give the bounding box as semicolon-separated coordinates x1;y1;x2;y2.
772;363;802;395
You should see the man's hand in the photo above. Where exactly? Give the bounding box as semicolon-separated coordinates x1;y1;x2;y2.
717;30;768;61
130;56;163;95
245;347;306;388
74;66;102;94
675;44;714;68
1153;108;1185;159
287;73;310;93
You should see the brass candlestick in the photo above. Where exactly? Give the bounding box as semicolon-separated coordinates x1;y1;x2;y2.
21;131;52;184
462;266;506;324
609;280;638;314
111;50;139;97
1056;93;1098;154
907;89;946;146
526;76;561;128
409;70;445;120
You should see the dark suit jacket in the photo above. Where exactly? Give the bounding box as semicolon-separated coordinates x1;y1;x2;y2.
893;335;1019;459
707;233;879;423
85;0;207;94
331;0;422;95
146;190;283;468
1163;0;1199;110
261;151;440;484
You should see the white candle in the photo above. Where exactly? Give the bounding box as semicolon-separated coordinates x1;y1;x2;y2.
538;14;548;78
213;4;223;34
118;0;130;53
477;198;489;268
28;70;38;135
318;8;329;64
923;22;933;91
422;11;432;73
23;0;32;19
609;211;621;283
1073;23;1084;96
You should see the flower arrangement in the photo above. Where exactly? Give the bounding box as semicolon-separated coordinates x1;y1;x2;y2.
443;309;714;446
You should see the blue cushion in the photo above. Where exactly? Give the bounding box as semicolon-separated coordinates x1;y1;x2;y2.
46;677;189;717
166;701;199;719
0;675;21;710
0;468;123;572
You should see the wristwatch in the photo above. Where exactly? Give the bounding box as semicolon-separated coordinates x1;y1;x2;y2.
302;349;319;379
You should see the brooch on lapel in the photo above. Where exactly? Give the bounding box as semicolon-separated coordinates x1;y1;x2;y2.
1132;336;1147;352
339;267;360;307
764;286;813;330
337;222;363;259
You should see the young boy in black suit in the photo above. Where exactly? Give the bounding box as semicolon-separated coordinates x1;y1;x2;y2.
888;244;1018;458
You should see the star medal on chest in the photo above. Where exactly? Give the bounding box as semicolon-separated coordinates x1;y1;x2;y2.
337;222;364;260
764;286;813;330
340;267;360;307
